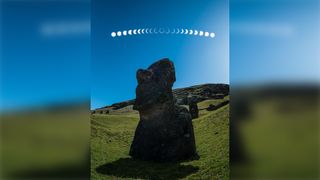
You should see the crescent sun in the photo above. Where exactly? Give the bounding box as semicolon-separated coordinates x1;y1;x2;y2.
110;28;214;38
159;28;164;34
166;28;170;34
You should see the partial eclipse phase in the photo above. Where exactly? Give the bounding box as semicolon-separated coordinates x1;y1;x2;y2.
111;28;215;39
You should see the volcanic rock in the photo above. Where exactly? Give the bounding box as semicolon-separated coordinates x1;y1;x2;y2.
173;84;228;105
129;58;197;162
91;84;229;114
207;100;230;111
189;102;199;119
188;95;199;119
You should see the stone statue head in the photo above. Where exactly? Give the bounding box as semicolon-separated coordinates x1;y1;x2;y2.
133;58;176;111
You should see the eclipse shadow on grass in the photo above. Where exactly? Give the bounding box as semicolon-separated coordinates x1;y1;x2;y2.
96;158;199;179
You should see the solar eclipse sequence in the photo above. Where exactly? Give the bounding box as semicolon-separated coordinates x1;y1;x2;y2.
110;28;215;38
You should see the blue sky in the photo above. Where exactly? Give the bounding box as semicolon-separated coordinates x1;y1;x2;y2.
230;0;320;85
0;1;90;112
1;0;318;111
91;0;229;109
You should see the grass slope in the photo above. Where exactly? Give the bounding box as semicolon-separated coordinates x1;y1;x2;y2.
91;99;229;179
1;108;89;178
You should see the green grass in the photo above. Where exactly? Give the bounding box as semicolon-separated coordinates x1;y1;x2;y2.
232;97;319;179
91;99;229;179
1;108;90;178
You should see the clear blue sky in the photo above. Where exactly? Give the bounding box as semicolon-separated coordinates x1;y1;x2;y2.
2;0;318;111
0;1;90;112
230;0;320;85
91;0;229;109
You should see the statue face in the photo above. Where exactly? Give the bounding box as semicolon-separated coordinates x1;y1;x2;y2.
134;59;176;111
136;69;153;84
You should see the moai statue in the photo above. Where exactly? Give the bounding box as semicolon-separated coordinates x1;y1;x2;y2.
129;58;197;162
188;95;199;119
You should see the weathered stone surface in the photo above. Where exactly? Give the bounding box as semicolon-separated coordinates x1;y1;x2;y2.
207;104;216;111
91;84;229;114
129;58;197;162
173;84;229;105
111;100;135;110
189;102;199;119
206;100;230;111
187;95;199;119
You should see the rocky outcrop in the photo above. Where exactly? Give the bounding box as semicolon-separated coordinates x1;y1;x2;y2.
129;58;197;162
189;102;199;119
173;84;229;105
110;100;135;110
92;84;229;114
188;95;199;119
207;100;230;111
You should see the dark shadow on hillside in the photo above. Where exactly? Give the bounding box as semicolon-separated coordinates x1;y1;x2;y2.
96;158;199;179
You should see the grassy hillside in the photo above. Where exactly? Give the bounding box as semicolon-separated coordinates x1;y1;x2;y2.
1;106;90;178
91;99;229;179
